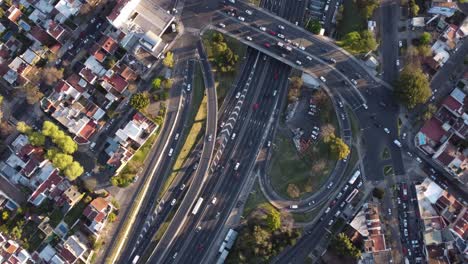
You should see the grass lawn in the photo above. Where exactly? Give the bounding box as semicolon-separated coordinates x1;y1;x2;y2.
343;146;359;178
201;30;247;106
160;63;206;197
345;106;359;140
381;147;391;160
242;181;271;217
49;209;64;227
247;0;261;6
291;208;320;223
336;0;367;39
269;132;336;199
383;165;394;176
64;200;87;226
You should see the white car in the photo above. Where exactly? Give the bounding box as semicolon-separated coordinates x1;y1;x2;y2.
295;60;302;65
351;79;358;85
396;59;400;66
338;101;343;108
235;92;241;99
362;104;368;110
299;46;305;50
384;128;390;134
277;33;285;39
399;40;403;47
218;23;226;28
168;148;174;156
278;25;285;30
171;199;176;206
246;36;252;41
238;16;245;21
319;76;326;82
416;157;422;163
259;26;266;31
245;9;253;15
306;56;312;61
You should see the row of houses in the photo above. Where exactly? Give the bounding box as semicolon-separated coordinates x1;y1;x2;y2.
415;83;468;184
415;178;467;263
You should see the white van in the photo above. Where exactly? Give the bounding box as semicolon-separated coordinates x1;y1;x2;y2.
290;205;298;209
234;162;240;171
393;139;402;147
231;133;236;140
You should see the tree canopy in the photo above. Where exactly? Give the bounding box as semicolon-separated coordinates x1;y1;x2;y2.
163;52;174;68
331;233;362;259
373;187;385;199
266;208;281;231
29;131;45;146
356;0;379;18
16;121;32;135
306;19;321;34
211;33;239;73
130;92;150;110
63;161;84;180
152;77;162;90
326;134;350;160
420;32;431;45
395;65;431;109
340;30;377;53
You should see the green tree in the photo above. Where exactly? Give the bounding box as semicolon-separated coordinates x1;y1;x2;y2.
45;148;59;160
29;131;45;146
357;0;379;18
1;211;9;221
130;92;150;110
22;83;44;105
162;79;173;90
152;77;162;90
42;121;59;137
331;233;362;259
56;136;78;154
163;52;174;68
341;31;377;53
52;153;73;170
395;65;431;108
63;161;84;181
266;208;281;231
422;104;437;121
420;32;431;45
373;187;385;199
16;121;32;135
11;225;22;240
306;19;321;34
108;212;117;223
328;135;350;160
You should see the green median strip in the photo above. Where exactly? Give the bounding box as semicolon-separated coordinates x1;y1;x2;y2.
159;63;207;198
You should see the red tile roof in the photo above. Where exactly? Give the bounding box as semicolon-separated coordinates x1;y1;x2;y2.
420;118;446;143
28;170;62;204
54;79;72;93
89;43;106;62
66;74;86;93
99;36;118;54
90;197;109;211
452;211;468;239
47;20;67;42
437;151;455;166
8;7;22;22
95;211;105;223
442;96;463;114
79;120;97;140
79;67;97;84
120;65;137;81
59;247;77;263
104;73;128;93
107;0;131;21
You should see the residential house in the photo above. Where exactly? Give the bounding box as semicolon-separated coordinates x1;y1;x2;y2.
83;197;112;237
54;0;83;23
0;235;33;264
55;184;82;213
7;6;22;24
416;88;468;183
105;112;158;174
46;20;69;44
57;234;91;263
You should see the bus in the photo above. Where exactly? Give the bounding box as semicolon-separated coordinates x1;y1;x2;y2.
225;229;238;250
345;189;359;203
216;249;229;264
192;197;204;215
348;170;361;185
132;255;140;264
